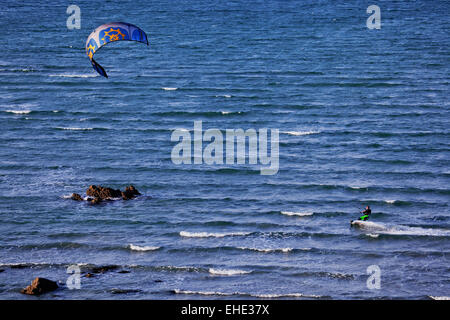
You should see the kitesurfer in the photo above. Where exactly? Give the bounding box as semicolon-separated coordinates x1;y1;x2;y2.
358;205;371;221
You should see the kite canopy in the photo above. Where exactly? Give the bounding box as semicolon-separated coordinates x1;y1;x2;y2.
85;22;149;78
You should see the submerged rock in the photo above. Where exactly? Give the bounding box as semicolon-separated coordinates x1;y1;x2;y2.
20;277;58;295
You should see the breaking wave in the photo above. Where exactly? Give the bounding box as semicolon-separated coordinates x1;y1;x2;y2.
281;211;314;217
129;244;160;252
209;268;251;276
179;231;251;238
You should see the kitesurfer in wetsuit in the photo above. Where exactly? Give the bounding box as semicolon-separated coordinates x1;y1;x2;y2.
358;206;371;221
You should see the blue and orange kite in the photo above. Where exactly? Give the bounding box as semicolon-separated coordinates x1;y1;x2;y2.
85;22;149;78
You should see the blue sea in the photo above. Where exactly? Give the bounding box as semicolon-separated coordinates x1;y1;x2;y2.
0;0;449;299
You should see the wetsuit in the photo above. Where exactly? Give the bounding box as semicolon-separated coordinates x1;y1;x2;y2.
358;208;371;221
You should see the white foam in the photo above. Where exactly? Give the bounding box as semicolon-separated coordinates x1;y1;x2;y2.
5;110;31;114
173;289;232;296
129;244;160;252
281;211;313;217
365;233;379;238
162;87;178;91
282;130;320;136
250;293;322;299
173;289;322;299
429;296;450;300
385;200;397;204
216;94;232;98
180;231;250;238
352;221;450;237
209;268;251;276
238;247;294;253
221;111;241;115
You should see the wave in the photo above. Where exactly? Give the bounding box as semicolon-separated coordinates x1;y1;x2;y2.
49;74;97;78
384;200;397;204
238;247;294;253
429;296;450;300
162;87;178;91
172;289;324;299
365;233;380;238
352;221;450;237
56;127;94;131
179;231;251;238
209;268;251;276
282;130;320;136
129;244;160;252
220;111;242;115
281;211;314;217
5;110;31;114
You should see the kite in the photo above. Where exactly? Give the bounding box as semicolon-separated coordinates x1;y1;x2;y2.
85;22;149;78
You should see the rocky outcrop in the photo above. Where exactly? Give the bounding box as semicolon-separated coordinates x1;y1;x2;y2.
69;185;142;204
86;185;122;199
121;185;141;200
20;277;58;295
71;193;83;201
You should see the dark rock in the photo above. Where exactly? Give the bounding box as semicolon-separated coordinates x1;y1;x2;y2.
20;277;58;295
90;197;102;205
71;193;83;201
86;185;122;200
121;185;141;200
91;265;119;274
154;279;163;283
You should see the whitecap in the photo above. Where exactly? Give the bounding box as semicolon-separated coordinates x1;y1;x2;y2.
129;244;160;252
281;211;313;217
209;268;251;276
179;231;250;238
238;247;294;253
173;289;232;296
162;87;178;91
173;289;322;299
250;292;322;299
5;110;31;114
282;130;320;136
429;296;450;300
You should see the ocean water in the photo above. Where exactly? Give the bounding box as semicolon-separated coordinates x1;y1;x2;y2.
0;0;449;299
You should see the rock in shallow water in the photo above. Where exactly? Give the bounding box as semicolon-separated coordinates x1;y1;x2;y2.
69;185;142;204
71;193;83;201
20;277;58;295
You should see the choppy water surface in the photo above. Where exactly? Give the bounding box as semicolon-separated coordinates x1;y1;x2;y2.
0;0;449;299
